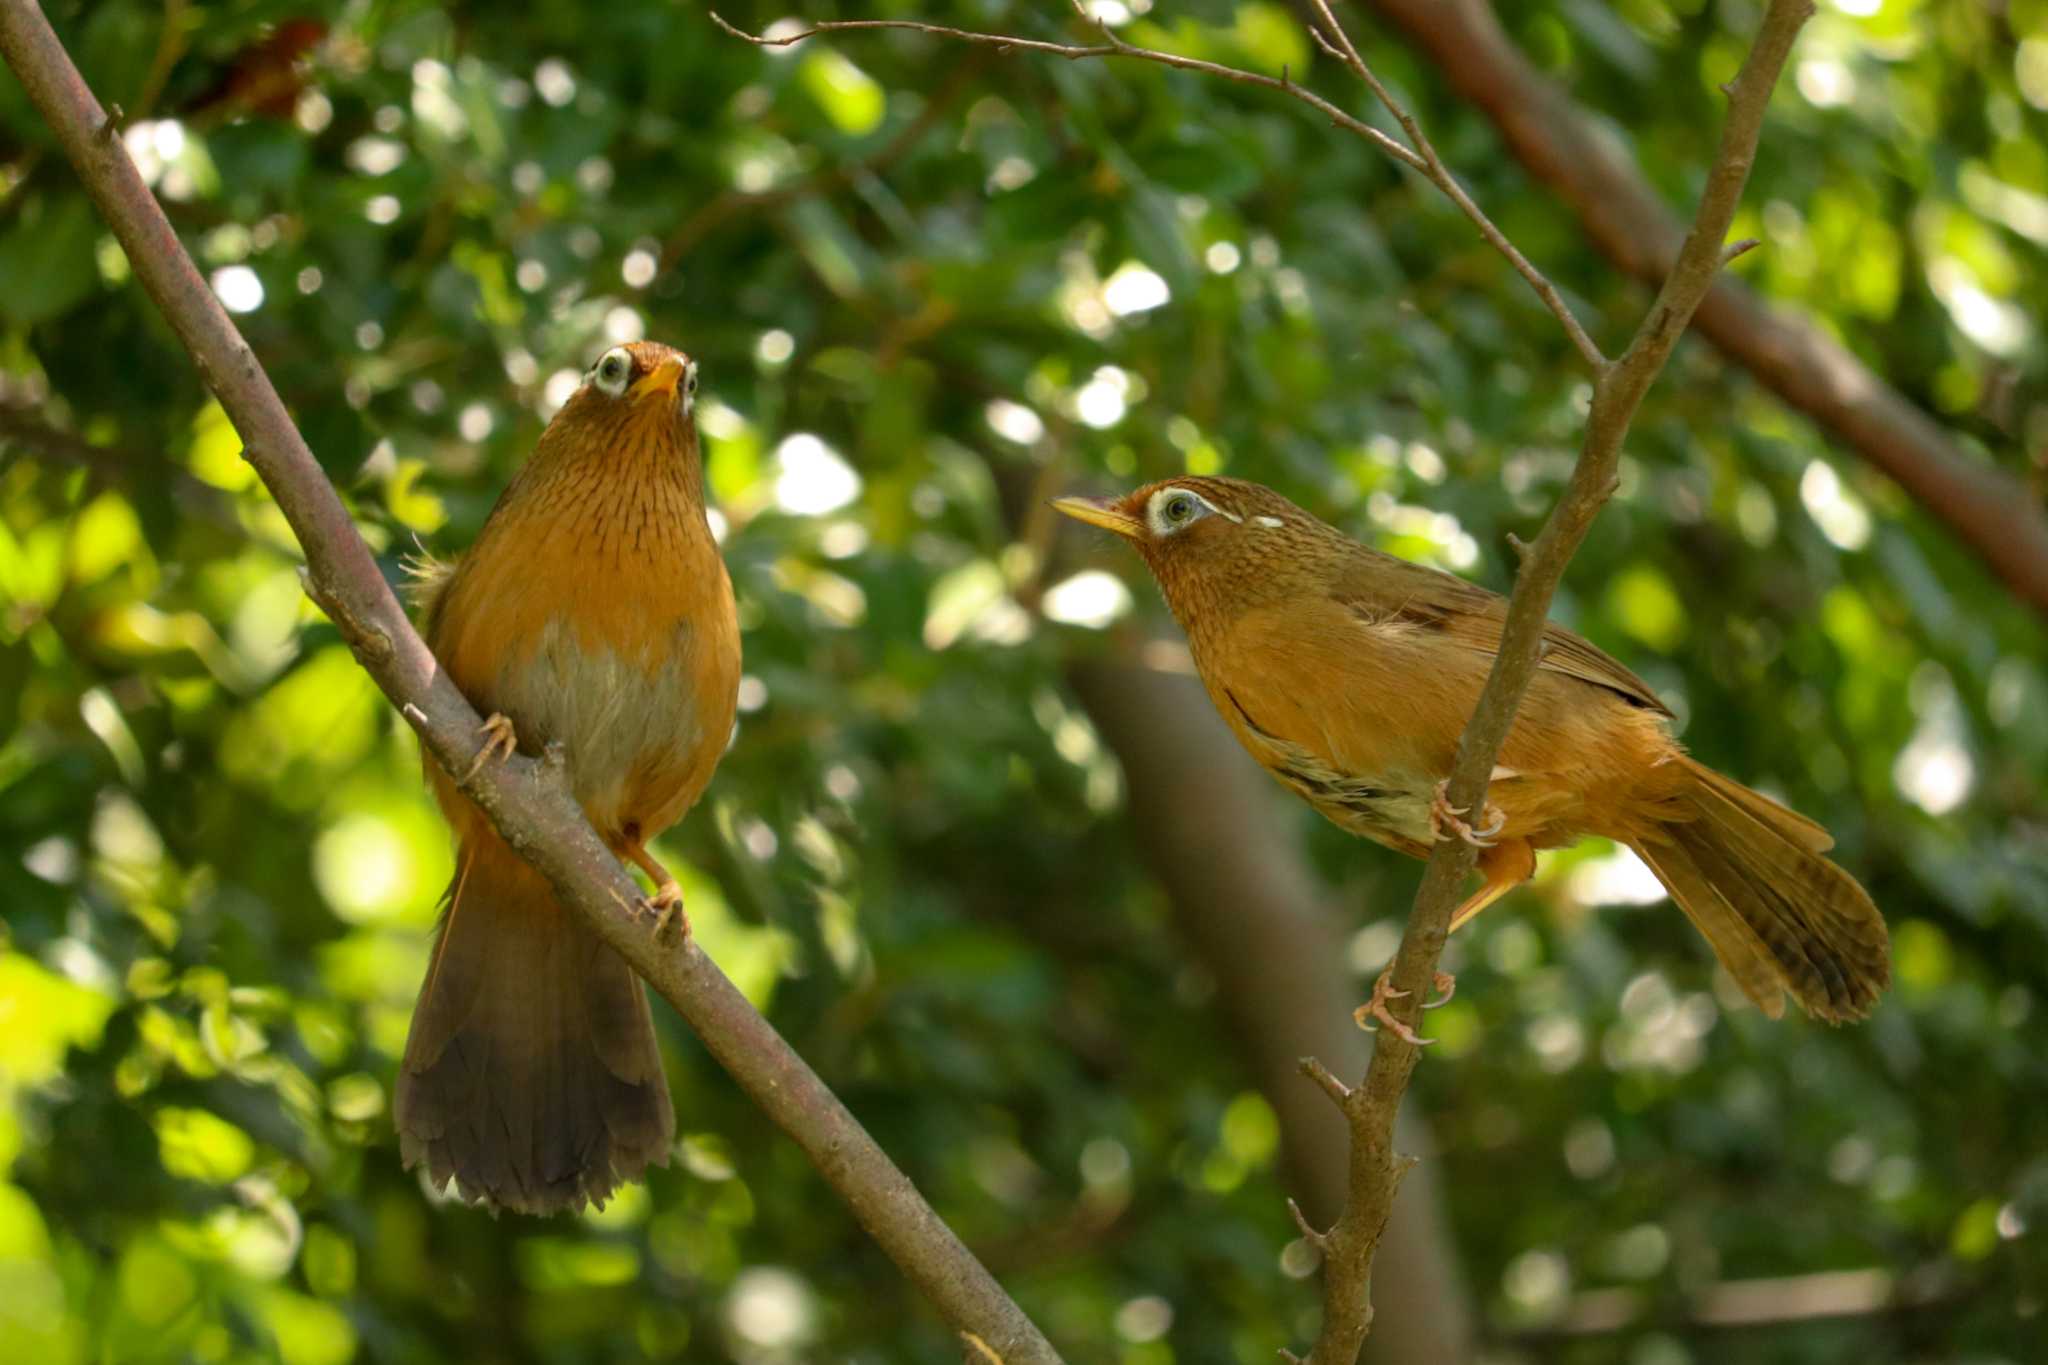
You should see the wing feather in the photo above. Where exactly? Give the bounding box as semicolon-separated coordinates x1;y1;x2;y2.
1335;552;1670;717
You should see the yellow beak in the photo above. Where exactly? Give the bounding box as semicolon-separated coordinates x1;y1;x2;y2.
630;356;686;403
1052;494;1143;539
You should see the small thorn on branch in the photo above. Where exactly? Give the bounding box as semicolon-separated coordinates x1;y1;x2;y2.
1299;1056;1352;1106
1506;531;1534;564
1287;1197;1330;1250
1278;1351;1306;1365
1722;237;1760;265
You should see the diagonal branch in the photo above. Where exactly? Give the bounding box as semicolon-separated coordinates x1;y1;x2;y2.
1296;0;1604;370
1299;3;1814;1360
0;2;1060;1359
710;6;1606;371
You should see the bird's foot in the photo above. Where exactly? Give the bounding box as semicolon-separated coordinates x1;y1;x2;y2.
1352;966;1453;1045
1430;780;1505;848
637;880;690;940
463;712;519;781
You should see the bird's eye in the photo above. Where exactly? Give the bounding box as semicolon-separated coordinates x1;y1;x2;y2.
684;362;698;398
1147;486;1210;536
592;347;633;396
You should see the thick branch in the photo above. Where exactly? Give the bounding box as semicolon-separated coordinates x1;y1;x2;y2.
710;6;1605;371
0;3;1059;1357
1302;4;1813;1361
1361;0;2048;618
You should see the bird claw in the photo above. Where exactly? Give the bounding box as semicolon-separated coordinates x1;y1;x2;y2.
1430;780;1505;848
1352;966;1443;1046
463;712;518;782
637;881;690;940
1421;970;1456;1009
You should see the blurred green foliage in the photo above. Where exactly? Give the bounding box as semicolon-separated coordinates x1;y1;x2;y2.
1;0;2045;1361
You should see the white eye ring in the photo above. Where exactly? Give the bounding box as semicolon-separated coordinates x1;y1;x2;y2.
1147;487;1210;536
591;347;633;397
683;360;698;413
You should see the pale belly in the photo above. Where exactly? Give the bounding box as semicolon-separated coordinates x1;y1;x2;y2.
485;614;727;832
1256;741;1439;852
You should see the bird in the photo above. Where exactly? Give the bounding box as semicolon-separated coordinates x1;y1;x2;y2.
1054;476;1889;1039
394;339;741;1213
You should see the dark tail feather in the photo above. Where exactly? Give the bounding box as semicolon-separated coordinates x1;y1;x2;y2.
1632;757;1890;1023
395;837;673;1213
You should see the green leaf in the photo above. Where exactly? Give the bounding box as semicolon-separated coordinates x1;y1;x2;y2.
799;49;886;136
0;197;101;325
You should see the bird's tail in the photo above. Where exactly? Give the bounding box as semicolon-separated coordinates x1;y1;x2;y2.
1630;756;1890;1023
395;834;673;1213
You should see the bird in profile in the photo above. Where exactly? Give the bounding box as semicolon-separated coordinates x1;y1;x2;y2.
1056;477;1889;1039
396;340;741;1213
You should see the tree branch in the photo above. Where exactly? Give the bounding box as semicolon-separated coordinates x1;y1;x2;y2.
1360;0;2048;618
1296;0;1604;370
1069;656;1476;1365
709;5;1606;372
719;0;1812;1356
0;3;1060;1358
1300;4;1813;1360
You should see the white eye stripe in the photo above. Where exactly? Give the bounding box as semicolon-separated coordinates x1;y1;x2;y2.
1145;486;1240;535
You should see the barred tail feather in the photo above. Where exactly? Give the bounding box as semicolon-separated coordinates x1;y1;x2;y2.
1633;757;1889;1023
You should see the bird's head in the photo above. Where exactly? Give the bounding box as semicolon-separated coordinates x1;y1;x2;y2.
1053;476;1306;566
550;339;700;436
1053;477;1332;620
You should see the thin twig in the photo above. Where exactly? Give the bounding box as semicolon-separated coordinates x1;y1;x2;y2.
710;6;1606;372
1298;0;1605;371
1287;1198;1330;1250
0;3;1061;1359
1293;5;1815;1362
1298;1055;1352;1107
709;11;1425;172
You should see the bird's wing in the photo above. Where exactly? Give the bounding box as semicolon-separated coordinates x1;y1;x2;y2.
1334;552;1672;717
